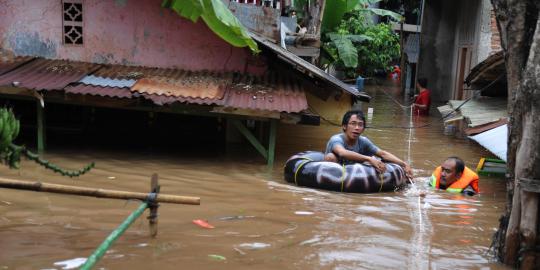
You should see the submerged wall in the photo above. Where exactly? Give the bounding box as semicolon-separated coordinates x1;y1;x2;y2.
0;0;260;73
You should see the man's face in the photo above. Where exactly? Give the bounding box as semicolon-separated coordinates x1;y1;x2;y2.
441;159;461;184
343;114;364;140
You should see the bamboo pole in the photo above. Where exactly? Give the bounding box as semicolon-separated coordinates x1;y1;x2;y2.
80;202;148;270
0;177;200;205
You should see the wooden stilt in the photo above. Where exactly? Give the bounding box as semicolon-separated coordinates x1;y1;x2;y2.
148;173;160;237
36;101;45;154
231;119;268;160
267;119;277;168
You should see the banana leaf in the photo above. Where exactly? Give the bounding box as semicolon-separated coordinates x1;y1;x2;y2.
329;34;358;68
365;8;403;22
162;0;259;53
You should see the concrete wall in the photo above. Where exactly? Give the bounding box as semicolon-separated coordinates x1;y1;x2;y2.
418;1;459;102
476;0;494;63
0;0;261;73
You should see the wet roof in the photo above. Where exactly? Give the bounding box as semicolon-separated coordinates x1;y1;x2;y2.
0;58;100;90
0;57;309;113
0;56;35;75
65;84;134;99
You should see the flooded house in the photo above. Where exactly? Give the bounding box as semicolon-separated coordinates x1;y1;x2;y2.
417;0;507;166
0;0;370;167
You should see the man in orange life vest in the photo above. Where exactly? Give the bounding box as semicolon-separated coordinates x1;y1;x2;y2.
430;157;479;195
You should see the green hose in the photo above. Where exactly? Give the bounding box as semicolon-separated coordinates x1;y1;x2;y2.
80;202;148;270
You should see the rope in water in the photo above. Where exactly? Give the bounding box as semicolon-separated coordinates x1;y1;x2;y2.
294;158;312;186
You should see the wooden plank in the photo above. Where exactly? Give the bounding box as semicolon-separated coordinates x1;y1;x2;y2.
267;119;277;168
231;119;268;160
211;106;280;119
36;101;45;153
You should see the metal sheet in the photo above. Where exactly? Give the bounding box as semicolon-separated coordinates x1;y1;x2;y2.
228;2;280;41
469;124;507;162
0;58;100;90
79;75;136;88
221;73;307;113
65;84;133;99
0;56;35;75
132;74;229;99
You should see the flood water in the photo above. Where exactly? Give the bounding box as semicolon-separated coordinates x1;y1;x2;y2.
0;82;509;269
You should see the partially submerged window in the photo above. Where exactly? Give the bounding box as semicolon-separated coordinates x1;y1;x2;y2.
62;0;83;45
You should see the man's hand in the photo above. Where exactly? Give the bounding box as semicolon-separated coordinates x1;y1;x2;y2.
369;157;387;173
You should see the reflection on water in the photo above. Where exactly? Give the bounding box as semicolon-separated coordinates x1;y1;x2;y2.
0;83;509;269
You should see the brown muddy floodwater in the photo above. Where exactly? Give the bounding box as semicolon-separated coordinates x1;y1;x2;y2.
0;82;508;269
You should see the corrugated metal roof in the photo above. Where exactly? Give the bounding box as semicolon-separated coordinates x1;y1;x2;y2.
2;57;308;113
0;58;100;90
140;93;224;106
221;73;307;112
79;75;136;88
65;84;133;99
0;56;35;75
132;73;229;99
469;124;507;162
448;98;507;127
139;72;307;113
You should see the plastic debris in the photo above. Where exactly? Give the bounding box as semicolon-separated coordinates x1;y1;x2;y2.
192;219;215;229
208;254;226;261
218;215;255;221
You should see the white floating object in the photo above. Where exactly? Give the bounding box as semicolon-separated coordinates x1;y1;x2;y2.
53;258;87;269
295;211;314;215
237;242;271;250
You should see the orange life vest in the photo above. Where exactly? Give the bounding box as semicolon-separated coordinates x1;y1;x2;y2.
430;166;480;193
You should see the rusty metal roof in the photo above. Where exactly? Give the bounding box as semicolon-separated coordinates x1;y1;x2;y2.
0;56;35;75
65;84;133;99
221;73;307;112
131;72;231;99
0;58;100;90
2;57;308;113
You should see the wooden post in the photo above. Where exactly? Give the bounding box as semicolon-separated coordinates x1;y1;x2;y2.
267;119;277;168
231;119;268;160
148;173;160;237
36;101;45;154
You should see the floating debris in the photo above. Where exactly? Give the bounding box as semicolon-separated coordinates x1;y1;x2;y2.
192;219;215;229
208;254;226;261
237;242;271;250
294;211;314;216
53;257;87;269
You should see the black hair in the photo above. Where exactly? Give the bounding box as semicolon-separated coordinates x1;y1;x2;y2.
446;156;465;174
341;110;366;127
417;77;428;88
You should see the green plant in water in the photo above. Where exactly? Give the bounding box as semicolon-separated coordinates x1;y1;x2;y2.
0;107;94;177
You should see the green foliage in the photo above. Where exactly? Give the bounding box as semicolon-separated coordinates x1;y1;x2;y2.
323;9;400;77
162;0;259;53
322;0;402;32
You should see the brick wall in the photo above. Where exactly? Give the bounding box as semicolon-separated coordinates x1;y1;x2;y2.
491;10;502;52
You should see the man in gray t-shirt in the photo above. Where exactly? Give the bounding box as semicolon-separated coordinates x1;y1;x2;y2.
325;134;379;165
324;110;412;177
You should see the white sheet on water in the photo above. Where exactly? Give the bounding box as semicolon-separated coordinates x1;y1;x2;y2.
469;124;507;162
